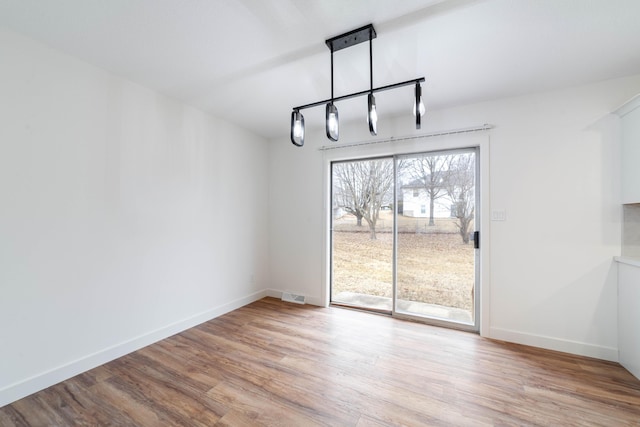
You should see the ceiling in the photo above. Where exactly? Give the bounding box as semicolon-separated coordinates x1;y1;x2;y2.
1;0;640;141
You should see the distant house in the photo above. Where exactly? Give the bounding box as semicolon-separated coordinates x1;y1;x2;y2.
400;179;455;218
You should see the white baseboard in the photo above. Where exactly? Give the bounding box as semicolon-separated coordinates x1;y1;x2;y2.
265;288;282;299
489;327;618;362
0;289;270;408
266;289;324;307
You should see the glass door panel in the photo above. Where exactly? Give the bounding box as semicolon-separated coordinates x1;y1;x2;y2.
331;157;394;312
395;149;477;326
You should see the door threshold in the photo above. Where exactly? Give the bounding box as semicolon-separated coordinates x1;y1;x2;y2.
330;302;391;316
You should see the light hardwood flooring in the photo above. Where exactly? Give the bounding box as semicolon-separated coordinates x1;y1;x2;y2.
1;297;640;426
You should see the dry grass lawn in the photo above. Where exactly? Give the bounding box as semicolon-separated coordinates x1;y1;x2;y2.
332;211;475;311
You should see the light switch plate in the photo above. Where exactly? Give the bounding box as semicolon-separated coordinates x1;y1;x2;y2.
491;209;506;221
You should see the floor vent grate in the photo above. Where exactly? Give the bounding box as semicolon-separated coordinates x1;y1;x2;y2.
281;293;306;304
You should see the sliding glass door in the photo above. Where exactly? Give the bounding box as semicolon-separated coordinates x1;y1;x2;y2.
330;148;479;330
395;149;478;327
330;157;394;312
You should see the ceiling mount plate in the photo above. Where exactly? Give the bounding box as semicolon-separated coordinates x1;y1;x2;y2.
325;24;377;52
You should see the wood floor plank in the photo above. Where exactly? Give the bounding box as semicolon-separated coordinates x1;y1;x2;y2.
101;355;226;426
207;380;326;427
2;297;640;426
214;409;263;427
87;379;163;426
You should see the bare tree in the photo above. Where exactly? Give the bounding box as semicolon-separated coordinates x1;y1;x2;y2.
444;153;475;244
333;164;366;227
405;154;451;226
333;159;394;239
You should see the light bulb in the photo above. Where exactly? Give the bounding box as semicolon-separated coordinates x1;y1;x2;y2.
293;121;302;138
329;114;338;133
413;100;425;117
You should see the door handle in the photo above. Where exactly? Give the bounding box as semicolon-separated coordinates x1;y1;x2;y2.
474;231;480;249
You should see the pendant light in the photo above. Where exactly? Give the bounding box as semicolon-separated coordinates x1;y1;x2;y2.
414;82;426;129
367;27;377;136
368;93;377;135
325;40;339;141
326;102;339;141
290;24;426;147
290;110;305;146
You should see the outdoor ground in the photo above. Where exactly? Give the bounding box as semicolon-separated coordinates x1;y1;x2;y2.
332;211;475;312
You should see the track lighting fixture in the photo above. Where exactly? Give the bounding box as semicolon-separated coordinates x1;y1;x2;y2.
290;24;425;147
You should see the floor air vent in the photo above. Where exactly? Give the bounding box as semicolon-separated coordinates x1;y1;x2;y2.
281;293;306;304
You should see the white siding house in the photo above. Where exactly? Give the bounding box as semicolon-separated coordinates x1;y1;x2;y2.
400;181;455;218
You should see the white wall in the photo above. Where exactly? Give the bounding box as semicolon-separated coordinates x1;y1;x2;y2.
2;20;639;408
268;74;640;360
0;28;269;406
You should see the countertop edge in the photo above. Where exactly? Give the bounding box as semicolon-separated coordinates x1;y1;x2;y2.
614;256;640;267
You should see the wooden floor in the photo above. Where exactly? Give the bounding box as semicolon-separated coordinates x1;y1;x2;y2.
2;298;640;426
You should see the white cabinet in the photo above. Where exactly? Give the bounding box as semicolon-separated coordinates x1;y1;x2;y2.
617;258;640;380
616;96;640;381
616;95;640;204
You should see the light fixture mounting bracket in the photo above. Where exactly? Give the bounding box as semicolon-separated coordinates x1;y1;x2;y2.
325;24;377;52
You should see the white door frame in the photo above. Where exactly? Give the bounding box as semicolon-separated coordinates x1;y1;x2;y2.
321;132;491;337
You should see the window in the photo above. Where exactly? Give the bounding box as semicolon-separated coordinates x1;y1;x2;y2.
413;189;419;197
